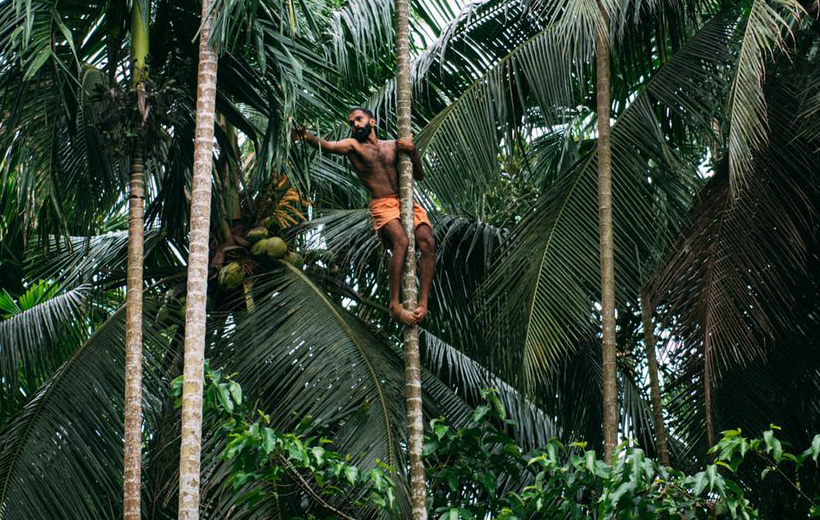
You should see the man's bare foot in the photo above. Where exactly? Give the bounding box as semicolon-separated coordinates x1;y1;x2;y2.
413;305;428;323
390;303;418;325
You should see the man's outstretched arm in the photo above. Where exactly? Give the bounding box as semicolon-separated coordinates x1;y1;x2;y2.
397;137;424;181
293;126;355;155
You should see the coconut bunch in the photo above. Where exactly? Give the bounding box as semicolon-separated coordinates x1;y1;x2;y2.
216;225;303;292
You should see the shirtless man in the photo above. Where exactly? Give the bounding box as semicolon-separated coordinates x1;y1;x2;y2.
293;107;435;325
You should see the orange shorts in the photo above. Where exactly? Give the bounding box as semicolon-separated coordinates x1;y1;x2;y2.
368;195;431;236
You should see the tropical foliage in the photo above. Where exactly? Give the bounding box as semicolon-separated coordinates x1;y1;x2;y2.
1;0;820;518
214;375;820;519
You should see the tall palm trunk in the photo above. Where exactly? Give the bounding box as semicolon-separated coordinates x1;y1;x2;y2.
596;4;618;462
123;4;149;519
640;291;669;466
395;0;426;517
704;336;715;450
178;0;218;517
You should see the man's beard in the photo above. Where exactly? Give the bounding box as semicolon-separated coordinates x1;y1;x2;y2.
351;123;372;142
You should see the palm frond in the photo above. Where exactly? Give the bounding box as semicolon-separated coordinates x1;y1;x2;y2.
0;300;171;520
416;25;577;216
793;28;820;149
298;208;384;278
216;264;410;508
481;10;738;393
353;0;549;139
324;0;460;78
725;0;802;194
27;230;184;290
0;1;126;242
420;329;557;451
650;86;817;375
0;284;90;424
422;216;506;360
648;57;820;471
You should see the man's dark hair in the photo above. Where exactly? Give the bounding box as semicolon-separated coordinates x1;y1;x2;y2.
348;107;374;118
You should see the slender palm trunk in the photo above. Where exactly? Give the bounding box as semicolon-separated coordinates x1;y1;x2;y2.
123;5;149;519
596;5;618;462
395;0;426;517
178;0;218;518
640;291;669;466
704;337;715;449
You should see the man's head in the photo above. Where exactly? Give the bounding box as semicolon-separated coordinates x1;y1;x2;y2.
348;107;376;142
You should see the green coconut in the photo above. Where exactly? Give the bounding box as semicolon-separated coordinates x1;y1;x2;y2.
247;227;269;242
284;251;304;269
218;262;245;290
264;237;288;259
250;240;267;256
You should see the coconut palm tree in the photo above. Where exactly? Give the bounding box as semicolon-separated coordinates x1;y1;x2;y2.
394;0;428;516
123;3;150;517
396;0;427;520
177;0;220;517
595;1;617;461
397;0;813;464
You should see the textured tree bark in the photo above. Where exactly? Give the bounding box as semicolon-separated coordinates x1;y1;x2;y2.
123;146;145;520
596;4;618;463
177;1;218;518
394;0;427;517
640;291;670;466
122;5;149;519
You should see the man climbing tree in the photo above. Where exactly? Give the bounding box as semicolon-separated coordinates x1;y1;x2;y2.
293;108;435;325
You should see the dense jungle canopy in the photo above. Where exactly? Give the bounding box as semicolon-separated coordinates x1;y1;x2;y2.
1;0;820;518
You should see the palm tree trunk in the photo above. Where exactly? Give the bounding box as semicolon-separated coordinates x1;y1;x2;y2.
395;0;426;517
640;291;669;466
123;4;149;519
704;337;715;449
596;4;618;462
178;0;218;518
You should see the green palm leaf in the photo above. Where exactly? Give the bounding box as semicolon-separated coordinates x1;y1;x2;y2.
219;264;409;504
482;10;737;392
725;0;802;194
0;301;171;520
649;49;820;466
650;87;817;374
0;283;90;424
0;1;126;241
28;230;184;290
420;329;557;450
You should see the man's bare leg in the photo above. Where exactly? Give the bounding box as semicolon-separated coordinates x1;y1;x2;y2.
381;220;418;325
413;224;435;322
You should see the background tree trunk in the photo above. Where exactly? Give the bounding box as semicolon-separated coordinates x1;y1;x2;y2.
394;0;427;517
596;4;618;462
640;291;670;466
705;337;715;450
122;4;149;519
178;0;218;518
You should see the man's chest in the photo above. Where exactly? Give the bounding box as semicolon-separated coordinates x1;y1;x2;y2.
351;144;396;173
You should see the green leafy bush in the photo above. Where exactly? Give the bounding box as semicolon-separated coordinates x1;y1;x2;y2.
170;362;396;519
179;371;820;519
425;390;820;520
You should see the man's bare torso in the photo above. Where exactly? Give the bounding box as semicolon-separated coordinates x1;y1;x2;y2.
344;139;400;198
292;116;432;325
